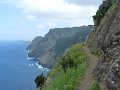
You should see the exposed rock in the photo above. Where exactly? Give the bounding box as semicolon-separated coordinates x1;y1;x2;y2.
87;0;120;89
28;25;93;68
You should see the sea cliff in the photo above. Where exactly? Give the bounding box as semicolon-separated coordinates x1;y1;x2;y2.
28;25;93;68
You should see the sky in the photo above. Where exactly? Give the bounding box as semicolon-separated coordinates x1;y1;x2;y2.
0;0;103;41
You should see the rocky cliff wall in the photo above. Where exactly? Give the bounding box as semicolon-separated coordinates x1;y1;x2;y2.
87;0;120;89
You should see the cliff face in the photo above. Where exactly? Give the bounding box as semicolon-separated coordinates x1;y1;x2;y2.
27;36;43;50
87;0;120;89
28;25;92;68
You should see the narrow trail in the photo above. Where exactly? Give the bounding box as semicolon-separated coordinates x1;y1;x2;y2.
77;47;98;90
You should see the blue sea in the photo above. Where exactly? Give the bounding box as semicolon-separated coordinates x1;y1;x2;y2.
0;41;49;90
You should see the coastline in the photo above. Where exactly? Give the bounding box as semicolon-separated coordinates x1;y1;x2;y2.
26;52;50;71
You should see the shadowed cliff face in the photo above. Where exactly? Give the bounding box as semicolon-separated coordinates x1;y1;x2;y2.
27;25;93;68
87;0;120;89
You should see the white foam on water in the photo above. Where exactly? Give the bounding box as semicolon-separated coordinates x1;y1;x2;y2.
35;62;50;71
27;55;35;60
27;50;29;53
29;64;34;66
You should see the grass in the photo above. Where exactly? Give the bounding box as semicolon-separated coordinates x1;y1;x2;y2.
42;43;87;90
90;80;100;90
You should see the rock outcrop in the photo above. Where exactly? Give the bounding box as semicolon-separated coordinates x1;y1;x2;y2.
87;0;120;89
28;25;93;68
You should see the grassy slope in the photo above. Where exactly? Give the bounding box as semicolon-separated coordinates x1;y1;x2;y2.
42;43;87;90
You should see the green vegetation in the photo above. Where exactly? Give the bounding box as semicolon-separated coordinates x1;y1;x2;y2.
42;43;87;90
91;48;100;57
93;0;115;25
90;80;100;90
35;73;46;88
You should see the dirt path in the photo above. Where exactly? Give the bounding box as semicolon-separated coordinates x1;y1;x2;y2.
77;47;98;90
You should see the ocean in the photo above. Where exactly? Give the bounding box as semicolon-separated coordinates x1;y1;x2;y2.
0;41;49;90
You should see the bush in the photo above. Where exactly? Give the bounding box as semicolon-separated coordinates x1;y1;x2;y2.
35;73;46;88
60;53;74;73
60;44;87;73
93;0;114;25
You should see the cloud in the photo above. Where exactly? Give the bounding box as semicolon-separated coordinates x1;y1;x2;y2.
21;0;101;27
36;22;57;29
46;22;57;28
36;24;45;29
12;0;100;29
65;0;103;6
26;14;36;20
18;0;81;13
5;0;99;20
2;0;102;38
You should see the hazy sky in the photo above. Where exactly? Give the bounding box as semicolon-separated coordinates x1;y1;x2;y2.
0;0;102;41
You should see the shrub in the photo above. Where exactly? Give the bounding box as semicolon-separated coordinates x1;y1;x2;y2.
60;44;87;73
35;73;46;88
60;53;74;73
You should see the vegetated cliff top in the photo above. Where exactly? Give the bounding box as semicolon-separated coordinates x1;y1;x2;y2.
27;25;93;68
45;25;93;39
87;0;120;89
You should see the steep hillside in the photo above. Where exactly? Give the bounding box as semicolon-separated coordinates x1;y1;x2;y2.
87;0;120;89
42;44;88;90
28;25;92;68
